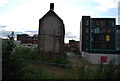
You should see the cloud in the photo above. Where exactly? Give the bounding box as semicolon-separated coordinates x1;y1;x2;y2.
1;0;118;43
24;30;38;36
0;29;38;39
65;32;77;39
0;0;10;7
0;25;7;28
93;0;119;11
14;31;24;35
25;30;38;33
0;30;11;38
0;0;88;33
65;32;79;43
0;30;23;38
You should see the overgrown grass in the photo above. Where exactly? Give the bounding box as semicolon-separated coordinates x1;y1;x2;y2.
77;58;91;66
62;60;120;79
15;60;119;80
74;50;81;55
12;46;69;64
7;46;120;79
18;62;64;79
91;60;120;80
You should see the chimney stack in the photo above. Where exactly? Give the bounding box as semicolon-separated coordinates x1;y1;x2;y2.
50;3;54;11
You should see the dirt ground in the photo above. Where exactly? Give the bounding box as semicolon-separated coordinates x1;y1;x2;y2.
29;52;99;76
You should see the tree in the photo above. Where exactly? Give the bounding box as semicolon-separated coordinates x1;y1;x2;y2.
2;31;25;79
2;31;15;59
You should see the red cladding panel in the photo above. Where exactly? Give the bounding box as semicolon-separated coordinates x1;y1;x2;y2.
101;56;107;62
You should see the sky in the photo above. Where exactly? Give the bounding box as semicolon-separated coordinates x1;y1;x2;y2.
0;0;119;43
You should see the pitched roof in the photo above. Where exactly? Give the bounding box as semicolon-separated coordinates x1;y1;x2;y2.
39;10;63;22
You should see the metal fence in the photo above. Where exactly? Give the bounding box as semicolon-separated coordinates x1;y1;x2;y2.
1;58;85;68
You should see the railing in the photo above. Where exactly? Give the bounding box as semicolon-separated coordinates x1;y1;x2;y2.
1;58;85;68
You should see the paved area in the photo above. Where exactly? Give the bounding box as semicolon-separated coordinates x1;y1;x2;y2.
67;52;99;69
67;52;80;65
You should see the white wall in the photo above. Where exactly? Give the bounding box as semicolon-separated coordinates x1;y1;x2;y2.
82;52;120;64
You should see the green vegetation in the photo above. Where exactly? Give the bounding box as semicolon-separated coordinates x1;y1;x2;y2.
2;32;120;80
93;60;119;79
2;32;68;79
74;50;81;55
77;58;91;66
2;32;26;79
61;61;120;80
12;46;68;65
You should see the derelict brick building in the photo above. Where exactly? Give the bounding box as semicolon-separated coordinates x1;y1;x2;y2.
38;3;65;54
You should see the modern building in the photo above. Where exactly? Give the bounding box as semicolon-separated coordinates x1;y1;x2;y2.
80;16;117;54
17;34;38;49
117;25;120;53
38;3;65;54
80;16;90;53
80;16;120;64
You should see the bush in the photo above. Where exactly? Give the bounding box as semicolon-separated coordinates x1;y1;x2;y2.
54;55;68;64
2;59;26;79
12;46;33;59
74;50;81;55
21;64;43;79
103;60;117;79
93;60;119;79
2;32;26;79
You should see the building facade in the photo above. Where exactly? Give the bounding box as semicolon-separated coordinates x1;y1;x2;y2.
80;16;90;52
17;34;38;49
80;16;117;54
68;40;79;52
80;16;120;64
38;3;65;54
117;25;120;53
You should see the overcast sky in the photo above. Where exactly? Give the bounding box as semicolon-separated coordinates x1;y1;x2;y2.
0;0;119;43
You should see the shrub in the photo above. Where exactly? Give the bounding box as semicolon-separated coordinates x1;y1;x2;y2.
2;32;26;79
94;60;118;79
